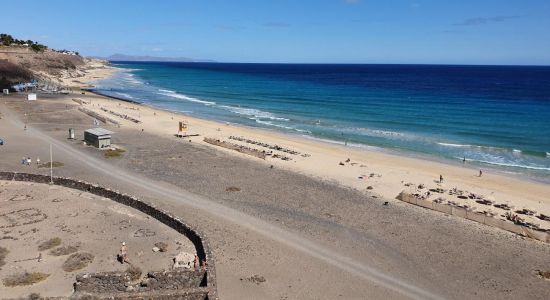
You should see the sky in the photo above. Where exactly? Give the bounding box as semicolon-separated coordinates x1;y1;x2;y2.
1;0;550;65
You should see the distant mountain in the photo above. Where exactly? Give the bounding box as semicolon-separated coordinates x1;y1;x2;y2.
106;53;214;63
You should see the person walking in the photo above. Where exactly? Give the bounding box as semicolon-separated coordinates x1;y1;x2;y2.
479;170;483;177
36;157;40;166
439;174;444;183
119;242;129;264
27;157;31;166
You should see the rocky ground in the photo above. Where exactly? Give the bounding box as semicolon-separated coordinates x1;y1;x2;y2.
0;179;195;298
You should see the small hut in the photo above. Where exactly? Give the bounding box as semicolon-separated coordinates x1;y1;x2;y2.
84;128;113;148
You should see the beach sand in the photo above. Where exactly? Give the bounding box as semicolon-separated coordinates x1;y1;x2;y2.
73;85;550;231
1;62;549;299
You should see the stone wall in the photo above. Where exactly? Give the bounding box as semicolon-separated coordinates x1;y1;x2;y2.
145;270;207;290
74;270;207;294
0;172;217;300
396;191;550;244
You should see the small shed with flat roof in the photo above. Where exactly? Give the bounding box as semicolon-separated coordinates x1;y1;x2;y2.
84;128;113;148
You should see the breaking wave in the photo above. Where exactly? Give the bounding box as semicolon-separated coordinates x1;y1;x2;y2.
466;159;550;171
220;105;290;121
157;90;216;106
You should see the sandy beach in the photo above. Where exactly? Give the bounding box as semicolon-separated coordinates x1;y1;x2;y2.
78;67;550;231
1;61;549;299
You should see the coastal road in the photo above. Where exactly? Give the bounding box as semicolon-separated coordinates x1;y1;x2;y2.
1;100;443;300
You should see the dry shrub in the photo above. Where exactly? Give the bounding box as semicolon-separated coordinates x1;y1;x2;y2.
26;293;42;300
3;272;49;287
126;265;142;281
38;237;61;251
154;242;168;252
62;252;94;272
50;245;78;256
104;148;125;158
226;186;241;192
0;247;8;268
38;161;64;168
538;270;550;280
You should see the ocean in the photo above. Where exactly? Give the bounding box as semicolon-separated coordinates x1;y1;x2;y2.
92;62;550;181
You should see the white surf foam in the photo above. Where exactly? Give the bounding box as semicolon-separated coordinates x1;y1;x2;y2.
114;92;135;99
437;142;472;148
220;105;290;121
158;91;216;106
467;159;550;171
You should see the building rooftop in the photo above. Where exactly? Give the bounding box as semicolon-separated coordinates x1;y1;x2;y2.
85;128;113;136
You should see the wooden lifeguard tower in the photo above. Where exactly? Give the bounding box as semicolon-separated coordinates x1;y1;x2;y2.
175;120;199;138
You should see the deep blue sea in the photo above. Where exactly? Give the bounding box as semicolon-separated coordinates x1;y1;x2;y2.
92;62;550;181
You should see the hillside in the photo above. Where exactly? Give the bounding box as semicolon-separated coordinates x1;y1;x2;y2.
0;44;85;90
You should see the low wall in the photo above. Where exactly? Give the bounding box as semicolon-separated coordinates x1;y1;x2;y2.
78;107;120;125
77;289;209;300
75;270;207;294
0;172;217;300
396;191;550;244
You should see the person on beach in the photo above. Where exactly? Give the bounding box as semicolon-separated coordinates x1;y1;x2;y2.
479;170;483;177
36;157;40;165
194;254;199;271
21;157;26;165
439;174;443;183
27;157;31;166
462;157;466;164
119;242;129;263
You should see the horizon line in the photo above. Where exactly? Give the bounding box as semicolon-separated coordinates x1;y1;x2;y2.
105;60;550;67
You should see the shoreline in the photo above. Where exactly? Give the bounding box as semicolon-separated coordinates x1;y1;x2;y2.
77;62;550;231
86;81;549;187
89;65;550;183
3;61;550;299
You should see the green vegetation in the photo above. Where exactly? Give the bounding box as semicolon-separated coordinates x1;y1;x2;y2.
62;252;94;272
37;237;61;251
0;247;8;268
3;272;50;287
104;148;126;158
1;33;47;52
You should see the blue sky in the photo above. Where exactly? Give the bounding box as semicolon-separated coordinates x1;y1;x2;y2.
1;0;549;65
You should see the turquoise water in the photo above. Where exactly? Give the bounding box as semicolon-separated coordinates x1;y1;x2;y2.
92;62;550;181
